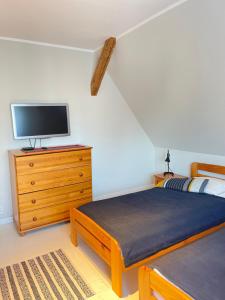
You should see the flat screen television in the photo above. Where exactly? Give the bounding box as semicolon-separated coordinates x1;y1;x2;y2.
11;103;70;139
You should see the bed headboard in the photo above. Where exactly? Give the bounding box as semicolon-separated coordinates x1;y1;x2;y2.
191;162;225;178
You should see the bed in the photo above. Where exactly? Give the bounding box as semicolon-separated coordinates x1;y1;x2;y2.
139;227;225;300
70;162;225;297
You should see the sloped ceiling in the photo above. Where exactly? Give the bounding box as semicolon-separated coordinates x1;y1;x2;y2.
108;0;225;156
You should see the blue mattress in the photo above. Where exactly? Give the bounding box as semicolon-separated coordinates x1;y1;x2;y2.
78;188;225;267
150;228;225;300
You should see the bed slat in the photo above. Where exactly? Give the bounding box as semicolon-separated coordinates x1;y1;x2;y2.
75;220;111;265
191;162;225;177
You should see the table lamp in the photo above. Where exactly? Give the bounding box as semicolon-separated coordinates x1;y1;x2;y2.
164;150;174;176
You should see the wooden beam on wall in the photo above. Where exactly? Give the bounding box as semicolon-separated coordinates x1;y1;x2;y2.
91;37;116;96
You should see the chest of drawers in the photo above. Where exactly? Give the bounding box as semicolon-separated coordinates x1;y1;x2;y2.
9;145;92;235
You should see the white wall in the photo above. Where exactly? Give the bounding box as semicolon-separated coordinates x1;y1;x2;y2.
156;147;225;177
109;0;225;156
0;40;155;223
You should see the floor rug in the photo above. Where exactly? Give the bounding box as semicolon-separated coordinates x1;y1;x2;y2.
0;249;95;300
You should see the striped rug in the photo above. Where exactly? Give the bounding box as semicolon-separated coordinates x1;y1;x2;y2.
0;249;95;300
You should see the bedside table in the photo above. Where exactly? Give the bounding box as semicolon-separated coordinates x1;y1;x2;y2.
154;173;187;185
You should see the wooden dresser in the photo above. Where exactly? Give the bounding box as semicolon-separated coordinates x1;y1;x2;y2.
9;145;92;235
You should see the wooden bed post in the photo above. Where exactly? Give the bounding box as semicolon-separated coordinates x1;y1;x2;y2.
111;240;123;297
70;209;78;246
139;266;155;300
191;162;198;177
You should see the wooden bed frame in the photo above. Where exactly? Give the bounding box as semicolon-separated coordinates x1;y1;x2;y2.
70;162;225;297
139;266;192;300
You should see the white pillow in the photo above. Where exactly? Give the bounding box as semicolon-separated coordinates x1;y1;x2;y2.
189;177;208;193
192;177;225;196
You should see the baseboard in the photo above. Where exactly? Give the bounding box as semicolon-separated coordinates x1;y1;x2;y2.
0;217;13;225
94;184;153;201
0;185;153;225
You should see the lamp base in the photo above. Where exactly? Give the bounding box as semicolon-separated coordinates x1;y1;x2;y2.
163;171;174;176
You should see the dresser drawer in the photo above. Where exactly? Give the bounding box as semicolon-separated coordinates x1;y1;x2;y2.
20;199;91;231
18;181;92;212
16;149;91;176
17;165;92;194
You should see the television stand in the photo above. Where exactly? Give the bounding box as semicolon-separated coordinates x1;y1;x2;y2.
9;145;92;235
21;147;35;151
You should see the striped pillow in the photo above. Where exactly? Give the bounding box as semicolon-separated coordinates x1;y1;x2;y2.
188;177;209;193
163;178;192;192
189;177;225;196
161;177;225;196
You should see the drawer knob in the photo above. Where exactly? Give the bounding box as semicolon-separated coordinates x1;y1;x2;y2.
29;162;34;167
31;199;36;204
80;189;84;194
33;217;37;222
31;181;36;185
79;172;84;177
79;157;83;161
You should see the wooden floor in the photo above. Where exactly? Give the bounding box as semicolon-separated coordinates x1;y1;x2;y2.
0;222;142;300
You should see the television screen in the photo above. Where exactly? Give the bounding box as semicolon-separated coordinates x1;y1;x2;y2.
11;104;70;139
